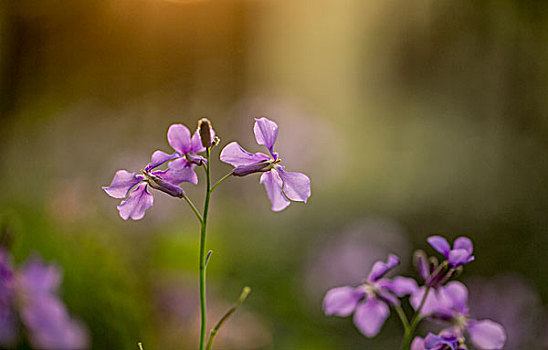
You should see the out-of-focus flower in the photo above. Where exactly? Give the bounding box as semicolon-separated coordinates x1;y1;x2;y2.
103;152;193;220
220;117;311;211
0;250;16;347
467;274;543;349
304;219;410;301
427;236;475;267
0;249;89;349
411;281;506;349
323;254;417;337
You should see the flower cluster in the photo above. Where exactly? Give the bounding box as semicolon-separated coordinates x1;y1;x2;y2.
103;117;311;219
323;235;506;349
0;249;89;349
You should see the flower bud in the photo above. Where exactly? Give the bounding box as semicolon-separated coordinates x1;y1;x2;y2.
198;118;212;148
232;160;271;176
413;250;430;281
145;172;185;198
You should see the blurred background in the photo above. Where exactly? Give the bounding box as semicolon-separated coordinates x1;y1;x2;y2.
1;0;547;349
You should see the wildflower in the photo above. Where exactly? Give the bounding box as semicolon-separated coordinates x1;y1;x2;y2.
103;153;192;220
410;281;506;349
411;330;467;350
220;117;311;211
323;254;417;337
0;249;89;349
427;236;475;267
148;121;216;177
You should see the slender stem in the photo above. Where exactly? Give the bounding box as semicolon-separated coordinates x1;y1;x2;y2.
183;194;203;223
210;172;233;193
401;286;432;350
394;304;409;330
137;342;144;350
205;286;251;350
199;148;212;350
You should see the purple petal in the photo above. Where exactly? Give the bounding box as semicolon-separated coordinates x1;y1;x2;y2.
146;151;179;170
453;237;473;255
323;286;363;317
410;287;450;317
156;167;197;186
467;319;506;349
102;170;143;199
439;282;468;314
411;337;426;350
19;256;62;295
117;183;154;220
375;287;400;306
353;297;389;337
427;236;451;257
381;276;418;297
448;249;473;267
253;117;278;154
424;333;458;350
260;170;290;212
276;166;311;203
220;142;270;167
167;124;192;155
367;254;400;282
0;308;17;347
21;295;89;350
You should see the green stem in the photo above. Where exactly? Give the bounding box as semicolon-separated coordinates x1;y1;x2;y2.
205;286;251;350
394;304;409;330
210;172;233;193
199;148;212;350
183;194;203;223
401;286;431;350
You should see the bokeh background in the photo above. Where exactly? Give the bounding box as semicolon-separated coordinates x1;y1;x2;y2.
1;1;547;349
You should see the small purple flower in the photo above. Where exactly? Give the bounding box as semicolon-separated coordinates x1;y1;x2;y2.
0;250;89;349
220;117;311;211
427;236;475;267
411;330;467;350
323;254;417;337
411;281;506;349
18;257;89;349
103;153;193;220
147;122;216;176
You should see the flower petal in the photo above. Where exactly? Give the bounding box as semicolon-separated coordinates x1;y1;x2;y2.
276;166;311;203
410;287;450;317
220;142;270;167
19;257;62;295
448;249;473;267
367;254;399;282
146;151;179;171
323;286;363;317
253;117;278;154
424;332;458;350
467;319;506;349
117;183;154;220
102;170;143;199
411;337;426;350
167;124;192;155
453;237;473;255
381;276;418;297
155;166;197;185
427;236;451;257
260;170;290;211
439;281;468;314
353;297;389;337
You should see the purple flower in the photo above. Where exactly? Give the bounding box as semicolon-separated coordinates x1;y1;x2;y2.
220;117;311;211
147;122;216;175
411;330;467;350
427;236;475;267
0;250;89;349
323;254;417;337
104;151;195;220
411;281;506;349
